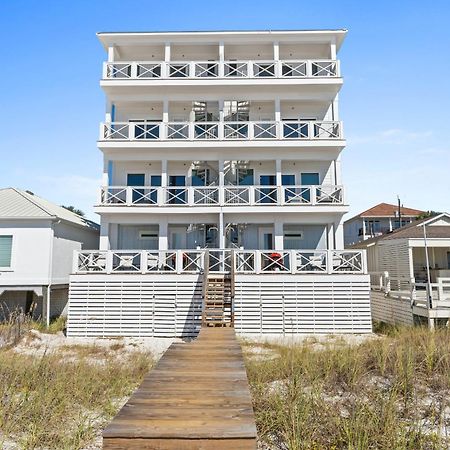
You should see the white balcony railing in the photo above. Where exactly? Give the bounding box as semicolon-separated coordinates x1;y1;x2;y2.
74;249;366;275
103;59;340;80
98;185;345;207
100;121;342;141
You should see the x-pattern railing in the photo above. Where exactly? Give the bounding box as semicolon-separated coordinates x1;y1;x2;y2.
235;251;255;272
253;61;276;77
253;122;277;139
224;122;249;139
77;252;108;272
283;122;309;139
167;187;188;205
168;63;190;77
130;187;158;205
313;122;341;139
294;251;328;272
331;251;363;273
194;123;219;139
311;61;338;77
223;61;248;77
103;60;339;79
112;252;141;272
136;63;162;78
255;186;278;204
74;249;367;274
261;251;290;272
194;62;219;77
134;123;160;140
103;123;130;140
102;187;127;204
193;187;219;205
167;123;189;139
281;61;307;77
316;186;343;204
106;63;131;78
283;186;312;204
223;187;250;205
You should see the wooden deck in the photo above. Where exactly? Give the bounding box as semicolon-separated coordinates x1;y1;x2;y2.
103;327;257;449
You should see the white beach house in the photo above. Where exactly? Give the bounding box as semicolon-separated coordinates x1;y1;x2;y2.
0;188;99;323
67;29;371;337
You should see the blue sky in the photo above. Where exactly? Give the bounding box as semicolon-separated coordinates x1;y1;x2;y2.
0;0;449;221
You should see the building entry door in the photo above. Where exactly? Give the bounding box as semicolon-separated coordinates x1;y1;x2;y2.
259;227;274;250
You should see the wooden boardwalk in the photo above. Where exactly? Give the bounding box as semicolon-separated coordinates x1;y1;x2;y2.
103;327;257;449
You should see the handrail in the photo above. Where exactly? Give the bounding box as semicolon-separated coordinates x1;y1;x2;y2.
98;185;345;207
73;249;367;275
103;59;340;79
100;120;343;141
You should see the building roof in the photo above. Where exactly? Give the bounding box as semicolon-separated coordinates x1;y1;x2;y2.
350;213;450;248
97;29;347;50
346;203;425;223
0;188;99;231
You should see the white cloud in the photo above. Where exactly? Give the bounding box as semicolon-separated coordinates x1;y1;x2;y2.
347;128;433;145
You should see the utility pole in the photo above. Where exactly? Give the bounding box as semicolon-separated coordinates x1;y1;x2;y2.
397;195;402;229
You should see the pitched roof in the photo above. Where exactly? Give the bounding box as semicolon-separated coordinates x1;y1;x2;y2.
349;213;450;247
346;202;425;222
0;188;99;231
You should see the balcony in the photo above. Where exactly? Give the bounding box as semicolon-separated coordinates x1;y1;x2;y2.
98;185;344;207
74;249;366;275
103;59;340;80
100;121;342;142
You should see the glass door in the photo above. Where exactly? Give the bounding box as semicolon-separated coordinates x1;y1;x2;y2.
259;175;277;204
168;175;186;204
127;173;145;204
300;173;319;202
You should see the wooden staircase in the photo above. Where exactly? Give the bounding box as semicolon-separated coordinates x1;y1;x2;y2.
202;275;233;327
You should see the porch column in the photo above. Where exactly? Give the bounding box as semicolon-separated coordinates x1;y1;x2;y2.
107;46;116;62
161;159;168;187
218;159;225;205
330;38;337;60
159;220;168;251
275;159;282;205
274;219;284;250
334;155;342;185
99;219;110;250
275;98;281;138
327;223;335;250
219;212;225;249
218;41;225;77
102;158;109;186
334;218;344;249
162;99;169;139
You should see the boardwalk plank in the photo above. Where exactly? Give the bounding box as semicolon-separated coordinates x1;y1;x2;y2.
103;327;257;449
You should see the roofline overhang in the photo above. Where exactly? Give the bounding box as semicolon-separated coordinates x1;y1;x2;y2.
97;29;347;52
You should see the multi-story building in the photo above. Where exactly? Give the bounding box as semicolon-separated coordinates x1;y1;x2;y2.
344;203;424;246
67;30;371;337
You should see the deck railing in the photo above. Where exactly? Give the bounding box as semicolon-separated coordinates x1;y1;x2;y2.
98;185;344;207
103;59;340;80
100;120;342;141
73;249;366;275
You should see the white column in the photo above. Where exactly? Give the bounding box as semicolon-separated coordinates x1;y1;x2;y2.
99;219;110;250
159;219;168;251
273;41;279;60
107;46;115;62
163;42;171;78
330;38;337;59
161;160;168;187
274;219;284;250
332;94;339;121
218;41;225;77
335;218;344;249
219;212;225;249
389;217;393;232
102;158;109;186
218;159;225;205
275;159;282;205
274;98;281;138
162;100;169;139
327;223;335;250
335;155;342;185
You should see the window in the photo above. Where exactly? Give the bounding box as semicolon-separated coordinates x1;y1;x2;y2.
139;231;158;240
0;235;13;268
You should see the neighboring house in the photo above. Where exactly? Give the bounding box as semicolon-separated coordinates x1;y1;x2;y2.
344;202;424;246
0;188;99;323
67;29;371;337
350;213;450;328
